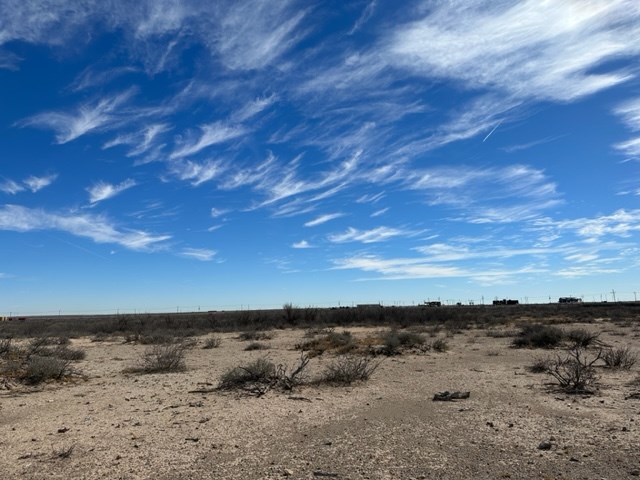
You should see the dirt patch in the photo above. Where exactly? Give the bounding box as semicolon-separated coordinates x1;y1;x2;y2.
1;324;639;479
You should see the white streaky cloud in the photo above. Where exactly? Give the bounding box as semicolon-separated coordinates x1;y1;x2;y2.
415;243;566;262
170;160;225;186
210;0;307;70
554;266;620;278
69;66;139;91
0;204;170;251
333;255;466;278
356;192;385;204
349;0;377;35
23;174;58;193
0;180;25;195
614;97;640;158
232;94;277;122
104;124;171;157
388;0;640;102
210;207;229;218
333;254;548;282
292;240;313;249
564;253;599;263
546;209;640;239
614;137;640;158
328;226;415;244
170;122;247;159
17;89;135;143
615;98;640;131
180;247;217;261
304;213;344;227
370;208;388;218
87;179;137;205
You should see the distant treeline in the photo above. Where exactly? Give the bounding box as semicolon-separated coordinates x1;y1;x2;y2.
1;302;638;338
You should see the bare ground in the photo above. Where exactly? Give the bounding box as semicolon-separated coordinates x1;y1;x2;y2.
1;322;639;479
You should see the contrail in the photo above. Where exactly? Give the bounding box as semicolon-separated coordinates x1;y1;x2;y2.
483;120;503;142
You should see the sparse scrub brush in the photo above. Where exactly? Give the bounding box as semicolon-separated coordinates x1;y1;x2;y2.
603;347;637;370
316;356;380;385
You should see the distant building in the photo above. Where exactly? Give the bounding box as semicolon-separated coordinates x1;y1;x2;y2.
425;301;442;307
559;297;582;304
492;299;519;305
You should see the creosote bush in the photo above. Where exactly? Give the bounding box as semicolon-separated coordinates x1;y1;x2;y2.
528;357;551;373
380;330;426;354
603;347;637;370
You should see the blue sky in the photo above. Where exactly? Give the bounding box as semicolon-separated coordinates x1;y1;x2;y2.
2;0;640;314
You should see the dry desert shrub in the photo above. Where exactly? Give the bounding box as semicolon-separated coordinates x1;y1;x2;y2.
603;347;637;370
316;356;380;385
217;354;310;395
545;346;601;394
244;341;270;351
296;330;356;356
566;328;602;348
430;338;449;352
128;343;187;374
21;356;75;385
380;329;426;355
512;324;565;349
202;337;221;349
238;331;273;341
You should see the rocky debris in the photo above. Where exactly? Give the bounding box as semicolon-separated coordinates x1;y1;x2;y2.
313;471;339;477
433;391;470;401
538;441;553;451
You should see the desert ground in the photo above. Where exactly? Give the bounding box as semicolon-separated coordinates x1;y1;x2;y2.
1;313;640;479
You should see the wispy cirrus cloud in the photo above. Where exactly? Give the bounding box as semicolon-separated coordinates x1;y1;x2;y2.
18;89;135;143
232;94;277;122
24;174;58;193
1;174;58;194
388;0;640;102
0;204;170;251
614;97;640;159
538;209;640;241
87;179;137;205
170;122;247;159
104;123;171;157
304;213;344;227
180;247;217;261
210;0;308;70
169;159;225;186
328;226;416;244
0;180;25;195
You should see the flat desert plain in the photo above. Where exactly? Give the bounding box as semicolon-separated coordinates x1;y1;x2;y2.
1;321;639;479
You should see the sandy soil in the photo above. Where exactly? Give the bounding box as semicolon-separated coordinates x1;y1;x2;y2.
1;322;639;479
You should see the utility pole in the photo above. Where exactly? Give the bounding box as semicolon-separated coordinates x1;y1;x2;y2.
611;289;617;303
634;291;637;302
